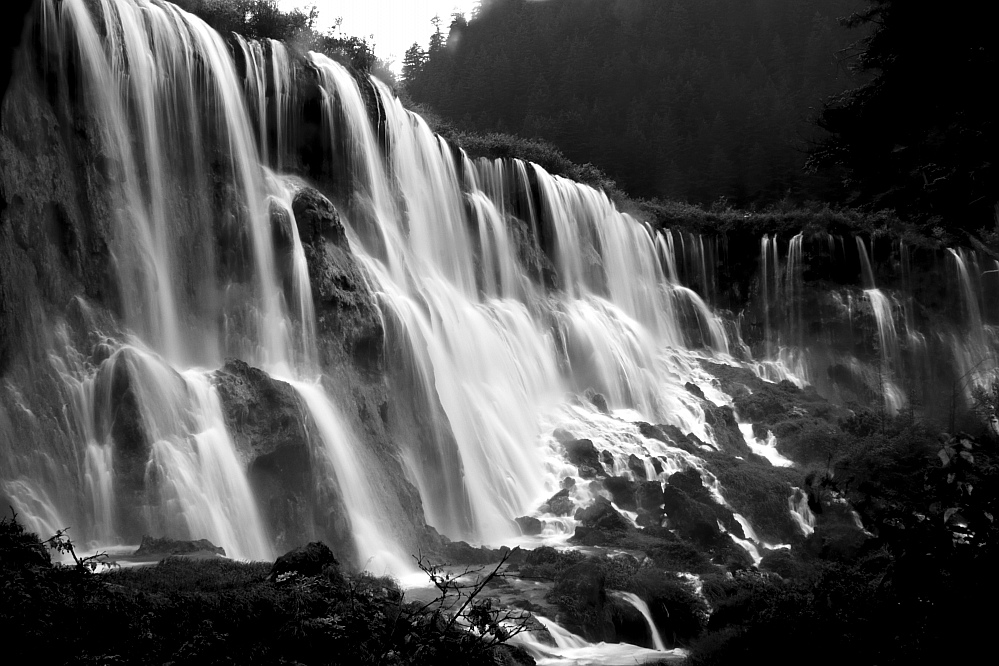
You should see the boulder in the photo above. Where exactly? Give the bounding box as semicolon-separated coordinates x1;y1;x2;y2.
515;516;544;535
135;535;225;558
212;359;353;557
540;488;575;516
269;542;339;581
662;469;741;550
602;476;638;511
292;186;345;247
548;561;614;642
574;496;632;532
635;481;665;515
684;382;705;399
292;187;382;375
585;389;610;414
442;540;505;565
627;454;648;480
703;403;752;456
552;427;576;444
563;438;605;478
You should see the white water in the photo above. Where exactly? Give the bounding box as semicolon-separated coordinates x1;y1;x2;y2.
6;0;999;591
789;487;816;536
738;424;793;467
513;616;685;665
613;591;667;651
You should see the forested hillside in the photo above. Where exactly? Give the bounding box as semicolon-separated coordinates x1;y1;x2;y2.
404;0;862;207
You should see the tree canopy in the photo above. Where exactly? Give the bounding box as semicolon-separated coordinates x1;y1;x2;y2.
404;0;862;208
809;0;997;234
171;0;392;79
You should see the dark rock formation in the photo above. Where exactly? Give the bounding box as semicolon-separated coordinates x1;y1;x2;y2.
515;515;543;535
662;468;741;551
602;476;638;511
627;454;648;480
563;438;605;478
212;359;352;558
539;488;575;516
134;535;225;558
268;542;339;580
292;187;382;375
548;561;615;642
574;496;632;532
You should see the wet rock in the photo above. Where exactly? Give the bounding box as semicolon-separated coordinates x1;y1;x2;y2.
269;542;339;581
647;539;716;574
635;510;661;528
599;449;615;470
540;488;575;516
292;186;345;247
548;561;615;642
635;480;665;515
443;540;505;564
269;199;294;253
212;359;352;556
627;454;648;480
134;535;225;558
492;644;538;666
552;427;576;444
213;359;312;463
602;476;638;511
662;469;737;550
637;422;703;454
586;389;610;414
608;594;656;649
684;382;705;399
560;476;576;490
292;187;383;375
703;403;752;456
574;496;632;532
515;516;544;535
563;438;605;477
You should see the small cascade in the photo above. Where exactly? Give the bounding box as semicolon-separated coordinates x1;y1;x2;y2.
290;381;411;574
613;591;668;651
738;424;793;467
948;248;998;395
789;487;816;536
513;615;684;665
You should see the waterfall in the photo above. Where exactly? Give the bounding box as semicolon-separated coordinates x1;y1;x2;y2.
5;0;999;576
614;591;668;651
512;615;684;664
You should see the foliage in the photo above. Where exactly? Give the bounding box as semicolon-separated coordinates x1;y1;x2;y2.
689;408;999;665
408;551;532;657
0;515;534;665
809;0;998;235
405;0;861;208
171;0;393;79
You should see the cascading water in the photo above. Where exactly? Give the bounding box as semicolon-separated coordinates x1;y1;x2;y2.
3;0;402;565
4;0;999;586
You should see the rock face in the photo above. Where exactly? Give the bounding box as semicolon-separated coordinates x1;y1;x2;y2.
662;469;739;551
293;187;382;375
213;359;352;559
548;561;615;642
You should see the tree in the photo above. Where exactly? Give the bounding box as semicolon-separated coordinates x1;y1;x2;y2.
402;43;427;84
809;1;997;234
